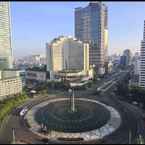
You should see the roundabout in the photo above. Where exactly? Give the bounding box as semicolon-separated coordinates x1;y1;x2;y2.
25;97;122;142
1;71;145;144
1;92;145;144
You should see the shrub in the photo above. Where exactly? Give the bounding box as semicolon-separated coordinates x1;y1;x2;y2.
0;93;29;124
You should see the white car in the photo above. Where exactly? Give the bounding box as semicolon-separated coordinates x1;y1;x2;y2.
132;101;138;106
20;107;28;116
97;88;101;91
30;90;36;94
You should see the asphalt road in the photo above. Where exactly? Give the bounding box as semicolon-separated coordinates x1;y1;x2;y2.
0;69;144;144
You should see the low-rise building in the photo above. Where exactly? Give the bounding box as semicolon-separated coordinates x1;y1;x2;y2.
14;54;46;69
0;70;22;100
26;70;47;82
25;66;50;89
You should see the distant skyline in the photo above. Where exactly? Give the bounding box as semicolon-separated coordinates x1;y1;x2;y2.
11;2;145;58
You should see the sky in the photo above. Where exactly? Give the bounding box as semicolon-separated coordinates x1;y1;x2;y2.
11;2;145;59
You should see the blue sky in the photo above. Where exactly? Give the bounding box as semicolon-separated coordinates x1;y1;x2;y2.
11;2;145;58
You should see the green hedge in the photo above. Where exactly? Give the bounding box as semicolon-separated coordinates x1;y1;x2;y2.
0;92;29;123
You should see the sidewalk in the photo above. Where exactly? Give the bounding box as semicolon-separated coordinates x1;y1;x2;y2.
0;115;13;144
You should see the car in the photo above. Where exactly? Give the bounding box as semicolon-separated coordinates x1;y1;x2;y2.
20;107;28;116
30;90;37;94
132;101;138;106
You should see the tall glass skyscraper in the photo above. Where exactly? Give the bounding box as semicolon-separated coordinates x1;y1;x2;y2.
0;2;12;69
139;20;145;88
75;2;108;74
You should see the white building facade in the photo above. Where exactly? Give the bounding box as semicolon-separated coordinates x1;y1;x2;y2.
0;70;22;100
0;2;12;69
46;36;89;74
139;21;145;88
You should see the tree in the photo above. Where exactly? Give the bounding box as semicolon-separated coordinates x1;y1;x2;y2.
129;86;145;108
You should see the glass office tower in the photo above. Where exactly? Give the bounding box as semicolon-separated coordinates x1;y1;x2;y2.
0;2;12;69
75;2;108;74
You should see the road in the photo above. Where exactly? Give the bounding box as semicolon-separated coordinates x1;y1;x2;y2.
0;69;144;144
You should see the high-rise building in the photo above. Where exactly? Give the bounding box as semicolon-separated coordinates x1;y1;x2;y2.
120;49;131;67
0;2;23;100
130;52;140;87
132;52;140;76
0;2;12;69
75;2;108;75
123;49;131;66
139;21;145;88
46;36;89;79
120;55;127;67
